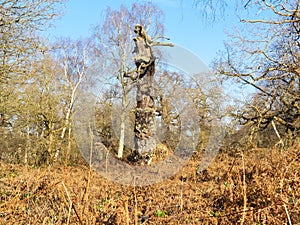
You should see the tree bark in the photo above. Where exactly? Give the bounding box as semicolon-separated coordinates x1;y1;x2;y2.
117;86;127;158
131;24;173;162
134;60;156;159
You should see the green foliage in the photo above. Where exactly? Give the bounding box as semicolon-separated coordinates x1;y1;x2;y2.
156;209;167;217
210;210;220;218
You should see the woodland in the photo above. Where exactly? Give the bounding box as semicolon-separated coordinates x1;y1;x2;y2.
0;0;299;224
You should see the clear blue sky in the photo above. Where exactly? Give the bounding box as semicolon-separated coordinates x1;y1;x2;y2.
46;0;241;66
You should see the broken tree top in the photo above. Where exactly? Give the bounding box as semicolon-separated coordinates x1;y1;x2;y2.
133;24;174;64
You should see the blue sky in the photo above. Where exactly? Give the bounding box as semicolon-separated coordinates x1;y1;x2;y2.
46;0;241;66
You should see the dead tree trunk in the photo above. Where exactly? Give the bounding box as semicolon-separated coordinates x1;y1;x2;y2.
134;60;156;161
131;24;173;163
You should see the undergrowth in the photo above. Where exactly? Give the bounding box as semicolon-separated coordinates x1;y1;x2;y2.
0;146;299;224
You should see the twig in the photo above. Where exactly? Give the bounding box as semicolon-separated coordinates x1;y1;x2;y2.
180;178;183;212
133;177;138;225
82;167;92;216
283;203;292;225
125;197;130;225
240;151;247;225
61;182;83;225
66;201;72;225
244;0;251;9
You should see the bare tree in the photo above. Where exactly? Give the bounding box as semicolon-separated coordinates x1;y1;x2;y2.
0;0;64;115
52;38;92;164
215;0;300;147
192;0;228;22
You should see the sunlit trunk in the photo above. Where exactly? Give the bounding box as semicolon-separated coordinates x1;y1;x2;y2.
117;87;127;158
134;61;156;161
